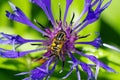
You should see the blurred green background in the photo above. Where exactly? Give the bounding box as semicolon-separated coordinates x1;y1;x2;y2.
0;0;120;80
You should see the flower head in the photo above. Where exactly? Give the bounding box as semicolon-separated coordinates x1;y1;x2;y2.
0;0;115;80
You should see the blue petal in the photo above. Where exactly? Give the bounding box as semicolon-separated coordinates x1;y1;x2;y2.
31;68;47;80
0;48;45;58
85;0;112;24
89;36;102;48
75;50;115;72
91;0;99;7
79;62;95;80
24;57;55;80
75;35;102;49
0;33;44;45
30;0;55;25
85;55;115;72
67;52;95;80
0;33;26;44
6;2;47;35
64;0;73;22
74;0;112;32
85;0;112;23
23;77;30;80
99;0;112;12
73;0;92;27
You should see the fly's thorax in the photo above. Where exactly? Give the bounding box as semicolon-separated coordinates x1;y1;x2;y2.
56;31;66;41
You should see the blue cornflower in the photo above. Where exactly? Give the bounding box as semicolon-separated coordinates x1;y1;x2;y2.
0;0;115;80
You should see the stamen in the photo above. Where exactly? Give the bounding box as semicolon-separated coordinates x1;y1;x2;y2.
72;19;86;31
15;45;21;50
31;43;42;46
76;21;88;33
70;12;75;25
59;3;62;21
78;34;90;39
34;19;46;29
